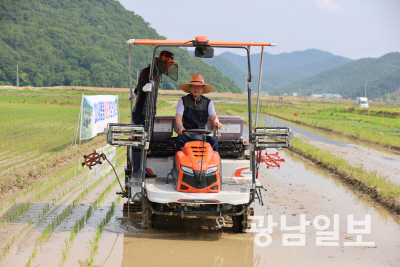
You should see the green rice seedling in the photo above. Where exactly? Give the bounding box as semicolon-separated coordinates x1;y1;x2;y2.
87;200;118;266
58;165;123;265
0;234;15;260
4;201;32;223
0;158;85;213
24;151;126;266
86;206;93;221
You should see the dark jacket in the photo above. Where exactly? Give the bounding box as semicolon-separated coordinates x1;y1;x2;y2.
133;66;161;115
182;94;211;129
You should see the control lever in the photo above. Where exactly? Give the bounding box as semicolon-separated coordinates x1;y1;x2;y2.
215;127;220;142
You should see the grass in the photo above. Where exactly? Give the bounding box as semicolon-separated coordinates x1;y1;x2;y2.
290;137;400;212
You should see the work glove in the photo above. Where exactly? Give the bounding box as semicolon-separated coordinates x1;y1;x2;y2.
128;91;136;100
143;83;152;92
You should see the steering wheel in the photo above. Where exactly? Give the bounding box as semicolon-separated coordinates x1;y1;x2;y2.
182;129;212;135
182;129;212;141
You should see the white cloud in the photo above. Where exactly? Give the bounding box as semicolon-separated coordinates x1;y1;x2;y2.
315;0;345;13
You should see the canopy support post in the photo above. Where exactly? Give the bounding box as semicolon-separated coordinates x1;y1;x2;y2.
129;44;133;124
255;46;264;128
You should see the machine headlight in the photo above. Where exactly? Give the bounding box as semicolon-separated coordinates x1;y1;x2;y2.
181;166;194;175
206;166;218;175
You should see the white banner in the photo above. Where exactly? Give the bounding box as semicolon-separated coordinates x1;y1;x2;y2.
80;95;119;140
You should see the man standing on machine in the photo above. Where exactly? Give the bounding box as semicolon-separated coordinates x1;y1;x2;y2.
129;50;178;178
175;74;222;154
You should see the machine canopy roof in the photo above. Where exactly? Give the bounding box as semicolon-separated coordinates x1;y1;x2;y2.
126;36;275;47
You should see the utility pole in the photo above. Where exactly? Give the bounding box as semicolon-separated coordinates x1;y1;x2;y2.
365;80;367;98
16;64;19;87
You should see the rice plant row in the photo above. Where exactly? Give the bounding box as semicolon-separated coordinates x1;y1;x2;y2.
0;148;124;263
0;158;83;212
1;145;117;219
37;162;86;201
24;149;126;266
0;235;15;261
58;174;123;267
2;201;30;224
0;163;83;225
1;164;86;224
51;174;90;204
88;195;122;266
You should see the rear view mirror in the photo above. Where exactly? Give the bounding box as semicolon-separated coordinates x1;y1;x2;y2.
195;46;214;58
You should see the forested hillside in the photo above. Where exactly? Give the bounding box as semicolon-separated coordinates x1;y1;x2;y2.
356;68;400;99
201;55;275;92
0;0;240;92
279;52;400;98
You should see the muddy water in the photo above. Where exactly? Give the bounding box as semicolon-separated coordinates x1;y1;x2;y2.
2;144;400;266
254;149;400;266
262;115;400;185
84;150;400;267
92;204;254;267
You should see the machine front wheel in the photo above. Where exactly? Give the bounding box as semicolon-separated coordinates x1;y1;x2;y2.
232;205;253;233
141;201;153;229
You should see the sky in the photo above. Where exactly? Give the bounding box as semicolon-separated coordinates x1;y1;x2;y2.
118;0;400;60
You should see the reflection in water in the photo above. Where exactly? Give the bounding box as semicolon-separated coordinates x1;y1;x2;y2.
262;115;350;148
270;150;399;224
121;216;254;267
252;148;400;266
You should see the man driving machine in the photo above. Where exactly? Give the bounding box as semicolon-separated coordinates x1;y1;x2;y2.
175;74;222;154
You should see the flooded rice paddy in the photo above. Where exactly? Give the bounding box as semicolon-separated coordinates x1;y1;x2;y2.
0;124;400;266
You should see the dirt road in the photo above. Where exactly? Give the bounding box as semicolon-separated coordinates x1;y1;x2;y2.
1;145;400;266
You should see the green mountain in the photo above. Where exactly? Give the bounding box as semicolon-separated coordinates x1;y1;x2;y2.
0;0;240;93
356;68;400;99
216;49;351;91
279;52;400;98
201;55;247;90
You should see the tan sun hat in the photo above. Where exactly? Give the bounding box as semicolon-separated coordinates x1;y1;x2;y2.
178;74;215;94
